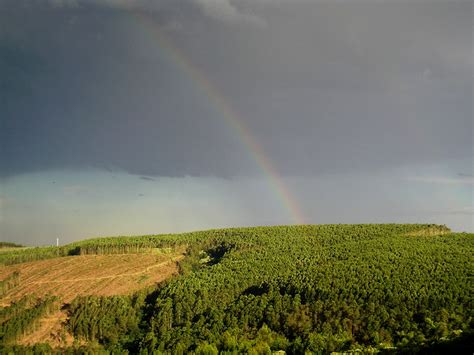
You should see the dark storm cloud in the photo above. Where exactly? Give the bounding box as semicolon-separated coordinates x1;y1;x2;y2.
140;176;155;181
1;0;472;178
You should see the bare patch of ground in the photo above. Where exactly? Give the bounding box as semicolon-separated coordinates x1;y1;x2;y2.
16;310;76;348
0;252;184;304
404;226;451;237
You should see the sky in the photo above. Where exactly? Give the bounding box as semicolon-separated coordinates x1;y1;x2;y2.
1;0;472;245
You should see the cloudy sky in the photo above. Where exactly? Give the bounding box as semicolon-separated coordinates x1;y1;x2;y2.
1;0;472;245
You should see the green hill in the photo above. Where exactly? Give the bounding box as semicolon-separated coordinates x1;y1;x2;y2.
1;224;473;353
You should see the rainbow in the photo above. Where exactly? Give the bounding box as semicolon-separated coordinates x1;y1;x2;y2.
131;12;306;225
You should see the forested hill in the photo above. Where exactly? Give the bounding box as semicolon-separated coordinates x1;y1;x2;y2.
1;224;473;353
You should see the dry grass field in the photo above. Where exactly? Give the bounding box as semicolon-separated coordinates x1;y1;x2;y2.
0;251;184;305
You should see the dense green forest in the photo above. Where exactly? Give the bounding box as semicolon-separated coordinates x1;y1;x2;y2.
1;224;473;353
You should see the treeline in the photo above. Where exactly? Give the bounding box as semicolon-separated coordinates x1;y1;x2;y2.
0;296;59;343
0;224;448;266
0;242;24;249
0;235;186;266
0;247;71;266
71;243;155;255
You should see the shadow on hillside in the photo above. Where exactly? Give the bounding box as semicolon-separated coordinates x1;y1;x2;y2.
205;243;236;266
384;331;474;354
67;247;81;256
242;283;271;296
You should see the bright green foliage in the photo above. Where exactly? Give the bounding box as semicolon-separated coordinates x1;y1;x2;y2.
1;224;472;353
140;225;471;353
0;295;37;324
0;296;59;343
0;246;71;266
67;294;145;349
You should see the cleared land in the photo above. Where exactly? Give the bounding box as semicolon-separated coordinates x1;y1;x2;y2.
0;252;184;305
15;310;75;348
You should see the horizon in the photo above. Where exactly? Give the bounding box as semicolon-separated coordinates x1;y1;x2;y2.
1;0;472;244
3;222;467;248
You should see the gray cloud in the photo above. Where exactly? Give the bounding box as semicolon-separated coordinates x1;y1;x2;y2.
425;207;474;216
194;0;266;27
48;0;79;6
1;0;473;243
40;0;267;27
445;207;474;216
1;0;472;179
405;176;474;185
63;185;90;195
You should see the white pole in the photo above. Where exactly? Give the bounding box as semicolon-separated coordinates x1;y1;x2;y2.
56;238;59;247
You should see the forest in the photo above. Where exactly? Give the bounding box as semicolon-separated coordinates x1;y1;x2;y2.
0;224;472;353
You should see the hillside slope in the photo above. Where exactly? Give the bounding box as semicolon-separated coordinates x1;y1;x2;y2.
1;224;472;353
0;252;183;305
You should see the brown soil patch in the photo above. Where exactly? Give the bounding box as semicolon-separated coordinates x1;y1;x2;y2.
16;310;77;348
0;252;184;305
404;227;451;237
